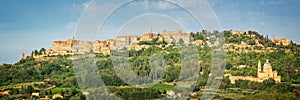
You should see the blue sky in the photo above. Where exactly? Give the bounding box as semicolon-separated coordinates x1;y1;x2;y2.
0;0;299;64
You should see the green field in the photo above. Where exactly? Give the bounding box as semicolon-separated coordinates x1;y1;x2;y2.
151;83;174;90
51;87;68;94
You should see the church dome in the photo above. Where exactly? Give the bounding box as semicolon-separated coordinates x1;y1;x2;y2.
263;59;271;67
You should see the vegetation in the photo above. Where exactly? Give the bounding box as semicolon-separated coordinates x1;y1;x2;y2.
0;30;300;99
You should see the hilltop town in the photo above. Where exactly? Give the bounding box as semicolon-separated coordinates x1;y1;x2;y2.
31;29;293;58
29;28;296;85
29;29;297;81
1;29;300;99
31;28;192;59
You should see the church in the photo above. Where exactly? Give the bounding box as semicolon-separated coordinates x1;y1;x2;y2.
257;60;281;82
227;59;281;84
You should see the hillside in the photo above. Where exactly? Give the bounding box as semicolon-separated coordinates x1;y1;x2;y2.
1;30;300;99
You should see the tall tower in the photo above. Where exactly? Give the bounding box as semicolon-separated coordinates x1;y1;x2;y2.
72;35;75;40
272;35;276;41
257;60;262;78
162;28;166;32
22;52;25;59
258;60;262;72
148;26;152;33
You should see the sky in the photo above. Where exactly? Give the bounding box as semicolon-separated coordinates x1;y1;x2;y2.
0;0;300;64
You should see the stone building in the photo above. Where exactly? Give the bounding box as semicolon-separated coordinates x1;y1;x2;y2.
140;33;159;41
112;28;191;50
161;29;190;45
52;94;63;99
257;60;281;82
93;40;113;55
47;36;114;55
230;30;249;35
72;41;93;54
46;28;192;56
228;60;281;84
113;35;139;50
0;90;10;95
48;36;80;55
272;36;292;46
191;40;204;46
130;43;150;50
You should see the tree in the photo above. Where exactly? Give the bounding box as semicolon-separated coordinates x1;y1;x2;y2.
161;39;168;47
263;78;276;88
248;40;256;45
179;38;184;46
293;90;300;98
151;37;159;45
220;77;231;89
272;83;292;93
48;90;53;95
43;90;48;96
40;48;46;55
235;80;249;89
61;90;65;96
225;63;233;70
26;86;34;94
80;93;86;100
33;50;39;56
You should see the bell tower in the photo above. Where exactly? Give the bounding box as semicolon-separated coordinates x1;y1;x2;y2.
148;26;152;33
22;52;25;59
71;35;75;40
257;60;263;78
258;60;261;72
